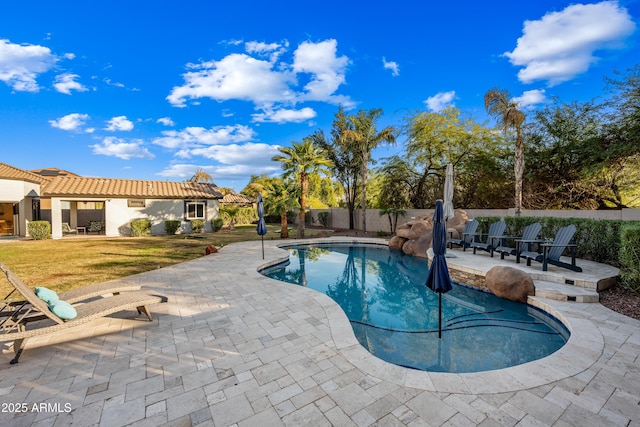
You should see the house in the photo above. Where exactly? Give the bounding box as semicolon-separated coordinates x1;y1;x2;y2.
220;192;256;207
0;163;49;237
0;162;224;239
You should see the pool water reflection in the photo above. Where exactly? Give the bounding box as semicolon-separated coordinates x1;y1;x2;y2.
261;243;569;373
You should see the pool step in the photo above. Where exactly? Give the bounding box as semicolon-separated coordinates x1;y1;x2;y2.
534;280;599;303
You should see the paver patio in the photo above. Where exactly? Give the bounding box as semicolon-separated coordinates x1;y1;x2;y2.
1;237;639;426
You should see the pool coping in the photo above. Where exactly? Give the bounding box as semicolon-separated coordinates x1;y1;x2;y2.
257;237;604;394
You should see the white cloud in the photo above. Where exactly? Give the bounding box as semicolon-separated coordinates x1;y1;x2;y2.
167;53;296;107
49;113;90;131
505;1;636;85
293;39;350;103
382;57;399;76
156;117;175;126
91;136;154;160
0;38;58;92
252;107;317;123
54;73;88;95
167;38;353;113
158;162;280;181
105;115;134;131
245;40;289;62
187;143;280;165
424;91;456;112
104;78;125;88
512;89;547;109
152;125;256;150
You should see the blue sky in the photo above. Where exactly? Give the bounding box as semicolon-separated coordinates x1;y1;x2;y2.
1;1;637;191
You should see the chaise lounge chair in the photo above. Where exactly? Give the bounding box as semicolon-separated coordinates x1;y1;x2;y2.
62;223;78;235
470;220;507;257
447;219;479;251
519;224;582;272
0;262;166;364
494;222;543;260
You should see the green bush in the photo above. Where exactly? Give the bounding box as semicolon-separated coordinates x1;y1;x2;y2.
305;211;315;225
212;218;224;232
164;220;181;235
28;221;51;240
620;224;640;291
219;206;258;226
318;212;330;227
190;219;204;233
477;216;640;267
131;219;151;237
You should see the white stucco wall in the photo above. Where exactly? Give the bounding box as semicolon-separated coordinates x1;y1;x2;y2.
0;179;41;237
48;197;218;239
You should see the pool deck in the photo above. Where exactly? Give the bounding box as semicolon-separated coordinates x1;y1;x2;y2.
1;237;639;426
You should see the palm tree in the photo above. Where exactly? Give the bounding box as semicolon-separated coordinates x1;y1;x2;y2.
189;168;214;183
484;88;526;216
342;108;397;233
263;179;299;239
272;138;333;238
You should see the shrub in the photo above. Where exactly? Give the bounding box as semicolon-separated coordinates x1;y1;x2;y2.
478;216;640;267
131;219;151;237
28;221;51;240
212;218;224;232
305;211;315;225
164;220;181;235
318;211;330;227
190;219;204;233
620;224;640;291
219;206;258;227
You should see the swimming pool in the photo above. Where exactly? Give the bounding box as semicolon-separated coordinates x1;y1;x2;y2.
260;243;569;373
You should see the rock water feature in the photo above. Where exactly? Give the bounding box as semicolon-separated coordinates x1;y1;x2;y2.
389;209;470;258
388;209;535;303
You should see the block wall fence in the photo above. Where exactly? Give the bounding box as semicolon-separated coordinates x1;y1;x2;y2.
306;208;640;233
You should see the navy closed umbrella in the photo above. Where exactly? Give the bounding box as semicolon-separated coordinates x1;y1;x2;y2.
256;194;267;259
425;200;453;339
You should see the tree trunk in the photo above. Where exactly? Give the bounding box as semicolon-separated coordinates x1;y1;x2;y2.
514;130;524;216
361;155;368;233
280;213;289;239
298;174;307;238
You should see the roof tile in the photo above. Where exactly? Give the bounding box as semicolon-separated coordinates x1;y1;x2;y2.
42;177;224;199
0;162;50;185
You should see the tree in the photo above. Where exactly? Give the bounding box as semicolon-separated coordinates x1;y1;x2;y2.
342;108;397;232
263;179;299;239
484;88;526;215
379;107;498;208
379;207;406;234
189;168;214;183
272;138;333;238
311;107;361;229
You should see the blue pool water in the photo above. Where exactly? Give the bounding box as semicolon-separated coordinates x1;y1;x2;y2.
260;243;569;373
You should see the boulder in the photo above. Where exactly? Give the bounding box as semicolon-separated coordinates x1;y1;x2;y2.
485;266;535;303
411;220;433;235
389;235;408;250
396;228;418;240
402;231;433;258
390;208;469;258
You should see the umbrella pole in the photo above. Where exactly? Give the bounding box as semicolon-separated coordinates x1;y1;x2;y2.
261;235;264;259
438;293;442;339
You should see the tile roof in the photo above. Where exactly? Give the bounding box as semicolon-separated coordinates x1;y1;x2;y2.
0;162;50;185
221;192;255;205
29;168;80;179
42;177;224;199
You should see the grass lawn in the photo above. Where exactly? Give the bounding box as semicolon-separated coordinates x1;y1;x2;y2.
0;224;323;296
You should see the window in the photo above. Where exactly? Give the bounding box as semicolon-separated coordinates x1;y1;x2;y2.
185;201;206;220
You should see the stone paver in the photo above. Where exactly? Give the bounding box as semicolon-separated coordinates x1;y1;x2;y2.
1;237;639;426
